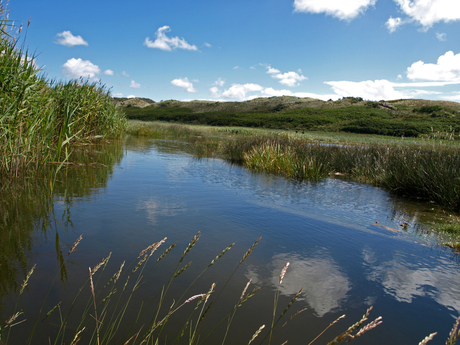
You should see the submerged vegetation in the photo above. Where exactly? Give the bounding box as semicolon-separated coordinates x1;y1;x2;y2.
0;1;126;178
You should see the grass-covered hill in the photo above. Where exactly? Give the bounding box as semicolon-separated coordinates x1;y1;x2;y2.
116;96;460;138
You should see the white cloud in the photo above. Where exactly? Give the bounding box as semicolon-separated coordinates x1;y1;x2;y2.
436;32;447;41
325;79;405;100
122;71;130;77
274;71;308;86
385;16;404;32
213;78;225;87
144;26;198;51
293;0;377;21
211;84;337;101
261;87;293;97
62;58;100;79
218;83;264;99
55;31;88;47
130;80;141;88
233;66;240;70
406;51;460;81
127;95;136;99
104;69;114;76
266;66;307;86
442;92;460;101
393;0;460;28
267;66;281;74
204;42;212;47
113;92;124;97
210;86;221;98
171;77;197;93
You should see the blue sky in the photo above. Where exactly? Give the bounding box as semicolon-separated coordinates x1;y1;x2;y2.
9;0;460;102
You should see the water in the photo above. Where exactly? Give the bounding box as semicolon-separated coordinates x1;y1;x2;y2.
1;136;459;344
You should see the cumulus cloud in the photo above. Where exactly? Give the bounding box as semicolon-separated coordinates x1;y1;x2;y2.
144;26;198;51
266;66;307;86
293;0;377;21
210;83;264;99
393;0;460;29
385;17;404;33
130;80;141;88
406;51;460;81
222;83;264;99
171;77;197;93
122;71;130;77
325;79;405;100
204;42;212;47
210;84;337;101
104;69;114;76
55;31;88;47
62;58;100;79
436;32;447;41
324;77;459;100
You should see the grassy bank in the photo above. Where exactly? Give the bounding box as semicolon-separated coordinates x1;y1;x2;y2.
122;99;460;139
0;3;126;178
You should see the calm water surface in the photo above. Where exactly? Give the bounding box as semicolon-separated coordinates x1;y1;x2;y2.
1;136;459;344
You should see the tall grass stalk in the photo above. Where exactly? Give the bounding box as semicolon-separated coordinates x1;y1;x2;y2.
0;2;126;178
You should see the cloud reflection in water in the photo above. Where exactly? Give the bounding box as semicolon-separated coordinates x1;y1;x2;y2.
363;248;460;316
245;250;350;317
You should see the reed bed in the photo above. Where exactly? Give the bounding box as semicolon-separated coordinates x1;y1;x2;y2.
0;2;126;178
3;233;458;345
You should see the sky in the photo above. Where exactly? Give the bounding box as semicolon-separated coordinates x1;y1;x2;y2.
8;0;460;102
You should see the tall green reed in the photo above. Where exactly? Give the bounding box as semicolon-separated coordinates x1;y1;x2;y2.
0;1;126;178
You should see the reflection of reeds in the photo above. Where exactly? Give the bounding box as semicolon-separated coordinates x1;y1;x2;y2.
4;234;458;345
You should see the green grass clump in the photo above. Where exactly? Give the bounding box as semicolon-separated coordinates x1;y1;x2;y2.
0;2;126;177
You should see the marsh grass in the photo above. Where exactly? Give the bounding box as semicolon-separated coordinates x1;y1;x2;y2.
0;2;126;177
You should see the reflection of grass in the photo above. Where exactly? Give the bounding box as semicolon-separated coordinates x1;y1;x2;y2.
8;234;453;345
0;141;125;299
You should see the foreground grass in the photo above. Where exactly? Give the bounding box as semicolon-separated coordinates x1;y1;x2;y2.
0;2;126;178
2;233;459;345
